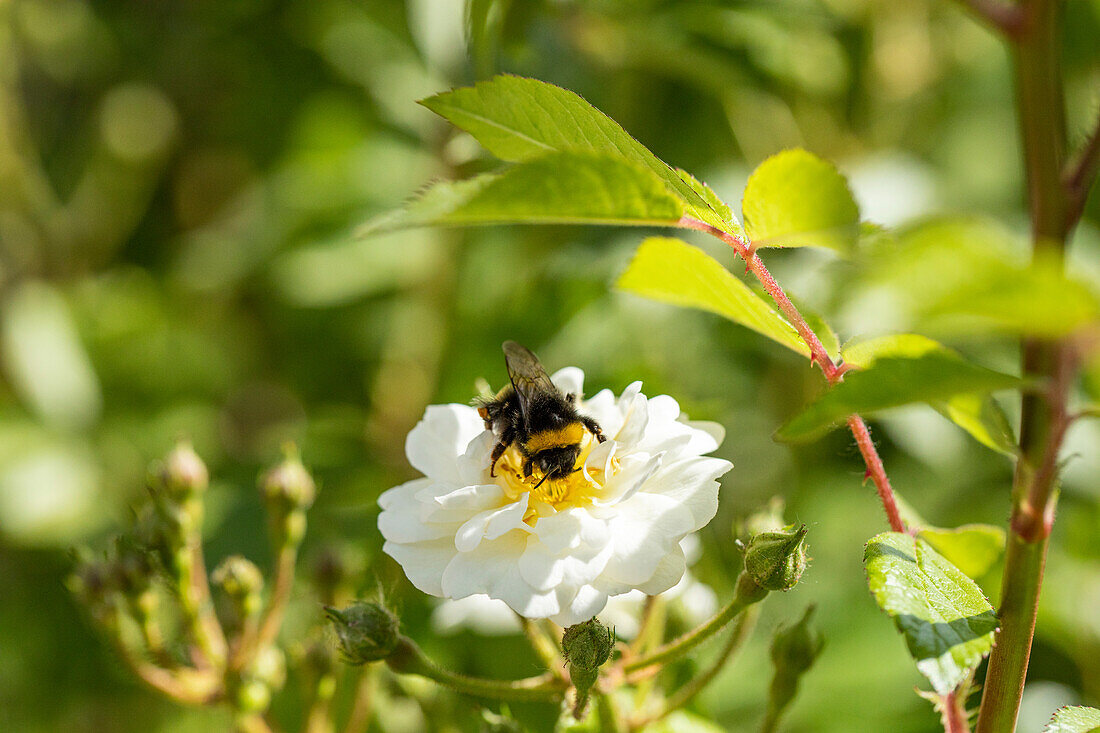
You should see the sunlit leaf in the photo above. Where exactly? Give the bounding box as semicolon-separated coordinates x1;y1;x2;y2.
420;75;736;233
919;525;1006;580
1043;706;1100;733
616;237;808;356
741;148;859;251
864;532;998;695
776;351;1023;443
863;217;1099;337
359;152;684;235
840;335;1017;455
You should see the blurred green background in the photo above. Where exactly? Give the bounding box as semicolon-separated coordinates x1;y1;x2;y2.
1;0;1099;731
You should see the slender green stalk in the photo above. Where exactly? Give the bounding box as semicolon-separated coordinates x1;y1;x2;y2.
633;606;758;729
342;668;375;733
386;637;567;702
623;573;767;675
520;616;565;673
973;0;1079;729
595;690;626;733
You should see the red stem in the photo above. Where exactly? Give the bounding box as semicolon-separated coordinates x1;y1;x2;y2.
941;690;971;733
678;215;907;534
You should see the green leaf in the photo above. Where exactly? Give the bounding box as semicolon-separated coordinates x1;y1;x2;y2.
741;149;859;251
919;525;1007;580
420;75;736;233
935;393;1017;458
776;351;1023;443
791;298;840;361
1044;706;1100;733
891;495;1006;580
615;237;808;356
359;152;684;235
864;532;998;694
840;335;1017;455
864;217;1100;337
840;333;942;369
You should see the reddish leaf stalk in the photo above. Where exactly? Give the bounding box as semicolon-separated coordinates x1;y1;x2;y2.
678;215;907;534
940;690;971;733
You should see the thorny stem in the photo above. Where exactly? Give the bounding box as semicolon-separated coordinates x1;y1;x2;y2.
386;636;568;702
679;215;907;534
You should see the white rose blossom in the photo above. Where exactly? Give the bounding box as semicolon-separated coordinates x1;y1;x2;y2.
378;367;732;627
431;536;718;638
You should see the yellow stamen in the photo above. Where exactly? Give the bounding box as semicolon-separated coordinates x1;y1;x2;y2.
494;431;614;524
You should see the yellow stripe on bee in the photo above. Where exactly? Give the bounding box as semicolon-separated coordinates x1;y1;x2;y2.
523;423;586;454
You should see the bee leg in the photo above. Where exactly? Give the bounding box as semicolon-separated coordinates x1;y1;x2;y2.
581;416;607;443
489;441;506;477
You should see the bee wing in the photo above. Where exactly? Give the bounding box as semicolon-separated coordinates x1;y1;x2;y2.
502;341;556;429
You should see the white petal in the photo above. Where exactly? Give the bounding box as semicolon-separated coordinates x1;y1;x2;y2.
550;367;585;397
552;584;609;626
637;542;687;595
441;531;561;618
454;494;530;553
431;595;523;636
383;538;455;596
422;483;505;523
602;451;663;505
405;404;486;481
579;389;622;437
641;456;731;528
600;492;695;585
378;477;432;511
613;388;649;447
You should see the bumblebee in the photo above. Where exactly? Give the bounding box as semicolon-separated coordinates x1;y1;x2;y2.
478;341;605;487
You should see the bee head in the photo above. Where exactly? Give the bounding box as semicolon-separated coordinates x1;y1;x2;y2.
533;444;582;478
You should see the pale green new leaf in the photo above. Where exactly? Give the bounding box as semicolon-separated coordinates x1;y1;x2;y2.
616;237;808;356
1044;706;1100;733
777;351;1023;443
840;335;1017;456
864;532;998;695
359;152;684;235
420;75;737;233
742;148;859;251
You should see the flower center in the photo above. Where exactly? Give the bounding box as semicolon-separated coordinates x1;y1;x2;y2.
494;430;612;522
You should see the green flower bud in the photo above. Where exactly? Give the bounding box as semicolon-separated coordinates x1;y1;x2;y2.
212;555;265;629
743;523;809;592
249;645;287;691
561;618;613;720
771;604;824;675
325;602;400;665
260;447;316;511
235;678;271;714
561;618;613;671
159;441;209;498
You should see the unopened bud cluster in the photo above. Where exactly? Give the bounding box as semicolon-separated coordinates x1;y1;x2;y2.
69;441;319;724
